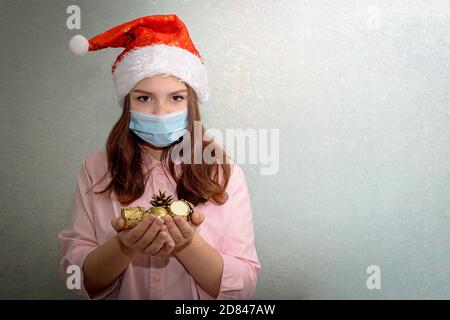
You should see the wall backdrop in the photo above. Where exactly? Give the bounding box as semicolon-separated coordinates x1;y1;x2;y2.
0;0;449;299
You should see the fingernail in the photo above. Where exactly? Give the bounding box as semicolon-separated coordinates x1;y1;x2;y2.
147;215;155;222
156;218;163;225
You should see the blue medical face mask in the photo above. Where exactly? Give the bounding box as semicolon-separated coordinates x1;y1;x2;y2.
129;108;188;147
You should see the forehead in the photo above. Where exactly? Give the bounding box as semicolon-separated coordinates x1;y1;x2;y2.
133;75;187;92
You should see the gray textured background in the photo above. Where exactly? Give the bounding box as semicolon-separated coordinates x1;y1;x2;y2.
0;0;449;299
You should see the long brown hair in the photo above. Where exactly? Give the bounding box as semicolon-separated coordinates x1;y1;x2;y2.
90;85;231;207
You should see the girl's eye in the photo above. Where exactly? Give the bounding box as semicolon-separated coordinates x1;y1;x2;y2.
172;95;185;102
137;96;151;102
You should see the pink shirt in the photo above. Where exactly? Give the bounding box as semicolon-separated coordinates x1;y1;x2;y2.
58;149;260;299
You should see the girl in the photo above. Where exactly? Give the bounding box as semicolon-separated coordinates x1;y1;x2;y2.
59;14;260;300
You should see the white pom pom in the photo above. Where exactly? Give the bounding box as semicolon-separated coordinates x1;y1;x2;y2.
69;34;89;56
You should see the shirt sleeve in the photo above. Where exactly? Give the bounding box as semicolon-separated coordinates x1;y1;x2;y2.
58;153;121;299
197;164;261;300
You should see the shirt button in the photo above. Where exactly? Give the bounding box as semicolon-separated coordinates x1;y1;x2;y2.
155;276;160;281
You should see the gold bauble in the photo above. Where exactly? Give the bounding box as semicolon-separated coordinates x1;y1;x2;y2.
121;206;146;230
168;200;194;221
148;206;169;218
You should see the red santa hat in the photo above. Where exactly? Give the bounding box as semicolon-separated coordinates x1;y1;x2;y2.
69;14;209;106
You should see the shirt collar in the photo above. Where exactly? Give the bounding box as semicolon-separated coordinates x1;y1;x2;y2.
141;151;182;189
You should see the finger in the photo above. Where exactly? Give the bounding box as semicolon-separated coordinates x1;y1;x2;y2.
157;225;175;255
162;230;175;252
154;237;175;257
143;230;168;255
164;237;175;253
135;218;164;250
153;249;166;257
160;224;172;238
122;215;153;245
173;215;194;239
190;211;205;226
111;217;125;232
162;215;184;243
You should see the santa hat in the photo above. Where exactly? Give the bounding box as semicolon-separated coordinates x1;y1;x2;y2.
69;14;209;106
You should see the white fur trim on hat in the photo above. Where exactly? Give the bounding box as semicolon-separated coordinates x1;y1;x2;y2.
113;44;209;107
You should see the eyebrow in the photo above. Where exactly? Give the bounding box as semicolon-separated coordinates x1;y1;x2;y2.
132;89;188;95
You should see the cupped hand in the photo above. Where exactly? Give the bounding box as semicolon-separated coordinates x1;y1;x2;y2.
162;211;205;253
111;215;176;257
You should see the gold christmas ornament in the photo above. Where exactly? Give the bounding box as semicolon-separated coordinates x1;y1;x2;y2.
148;206;169;218
120;206;148;230
168;200;194;221
120;190;195;229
